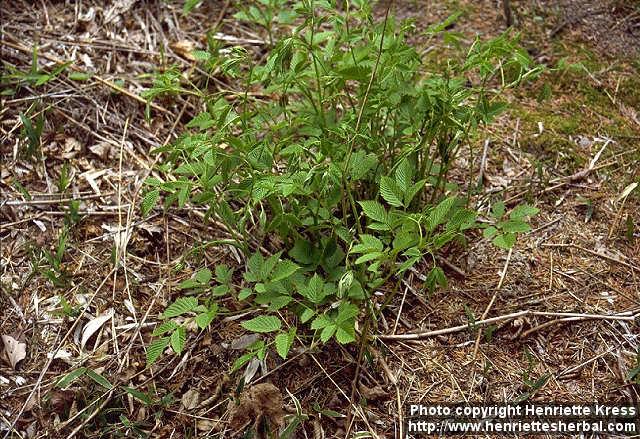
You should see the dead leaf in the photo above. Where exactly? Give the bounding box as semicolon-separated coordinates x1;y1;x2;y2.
88;142;112;160
81;308;114;349
228;383;285;433
1;335;26;369
229;334;261;350
181;389;200;410
358;383;388;401
243;357;261;385
170;40;196;61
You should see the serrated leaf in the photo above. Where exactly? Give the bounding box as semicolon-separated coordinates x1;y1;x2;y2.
186;112;214;130
405;179;426;205
195;268;212;284
335;325;355;344
195;304;218;329
336;302;359;324
310;314;332;330
215;264;233;283
358;200;387;223
491;201;506;219
499;219;531;233
141;189;160;217
300;307;315;323
191;50;211;61
395;159;413;194
246;252;264;280
170;326;186;354
241;315;282;333
238;288;252;300
274;330;295;359
152;320;179;336
288;239;317;265
446;209;476;231
300;274;326;304
483;226;498;239
493;233;516;249
162;297;198;318
351;234;383;253
509;204;539;220
348;152;378;180
425;196;457;231
380;176;404;207
425;266;447;294
271;260;299;282
146;337;170;365
320;325;336;342
354;252;383;264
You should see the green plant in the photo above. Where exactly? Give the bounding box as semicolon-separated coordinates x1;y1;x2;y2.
143;1;540;368
481;201;539;249
19;110;44;160
1;45;70;95
28;227;71;288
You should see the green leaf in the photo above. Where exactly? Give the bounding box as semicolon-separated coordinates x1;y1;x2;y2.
446;209;476;231
141;189;160;216
499;219;531;233
246;252;264;280
299;274;326;304
425;197;457;231
152;320;179;336
354;252;383;265
493;233;516;249
271;260;299;282
320;325;336;343
351;234;383;253
425;266;447;294
162;297;199;318
395;159;413;194
379;176;404;207
310;314;332;330
186;112;214;130
336;302;359;324
195;304;218;329
231;352;256;372
191;50;211;61
491;201;506;219
195;268;212;284
483;226;498;239
86;369;113;389
146;337;170;365
215;265;233;284
68;72;92;81
300;307;315;323
509;204;539;220
170;326;186;354
56;367;87;389
335;325;355;344
288;239;317;265
274;328;295;359
358;200;387;223
241;315;282;333
348;152;378;180
238;288;252;300
122;386;153;405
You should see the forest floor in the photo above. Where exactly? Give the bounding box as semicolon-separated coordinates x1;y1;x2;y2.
1;0;639;438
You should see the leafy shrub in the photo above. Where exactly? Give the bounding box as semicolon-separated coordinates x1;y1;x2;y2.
142;0;540;366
